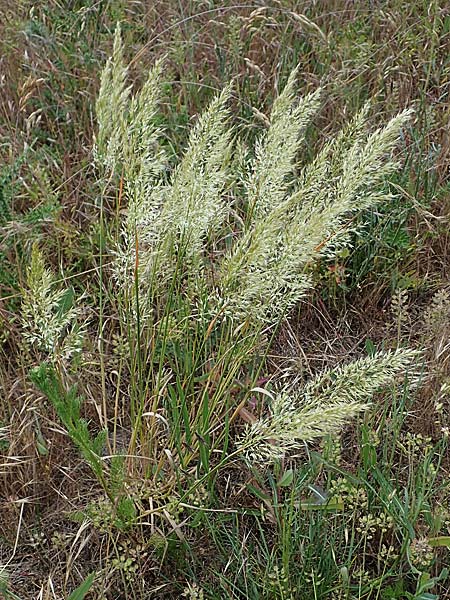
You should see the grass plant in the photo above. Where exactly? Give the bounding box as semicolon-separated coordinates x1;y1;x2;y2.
0;2;449;599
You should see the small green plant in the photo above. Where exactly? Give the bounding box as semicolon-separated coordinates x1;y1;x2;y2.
29;363;139;529
29;363;106;482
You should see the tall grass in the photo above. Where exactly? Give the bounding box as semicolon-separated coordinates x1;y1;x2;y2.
17;24;427;596
1;3;449;599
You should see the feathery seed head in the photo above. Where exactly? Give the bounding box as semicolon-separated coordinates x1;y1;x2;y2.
21;244;84;359
237;349;421;464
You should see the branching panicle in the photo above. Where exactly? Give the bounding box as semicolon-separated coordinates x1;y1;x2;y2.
157;84;233;264
219;105;413;323
247;71;321;220
21;244;84;359
94;23;130;172
98;30;413;326
237;349;421;464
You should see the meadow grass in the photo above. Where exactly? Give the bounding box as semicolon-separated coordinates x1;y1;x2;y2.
0;2;449;599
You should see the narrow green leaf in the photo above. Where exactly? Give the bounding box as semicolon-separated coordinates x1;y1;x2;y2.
67;572;95;600
299;496;344;511
35;430;49;456
365;338;376;356
57;286;75;317
277;468;294;487
428;536;450;548
246;484;271;501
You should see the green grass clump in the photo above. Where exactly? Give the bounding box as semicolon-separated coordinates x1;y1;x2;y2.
85;24;417;473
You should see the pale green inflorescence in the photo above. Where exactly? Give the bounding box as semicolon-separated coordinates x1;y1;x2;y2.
95;25;413;326
94;25;419;465
94;23;131;173
245;67;322;221
21;245;84;360
155;84;233;270
220;105;413;323
237;349;420;463
95;25;232;292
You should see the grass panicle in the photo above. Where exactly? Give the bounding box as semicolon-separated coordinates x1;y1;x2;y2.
238;348;421;463
21;244;84;360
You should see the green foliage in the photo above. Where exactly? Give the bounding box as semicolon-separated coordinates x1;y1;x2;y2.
115;496;138;530
29;363;106;481
29;362;138;528
67;572;96;600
